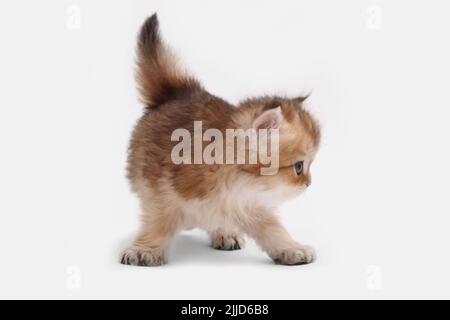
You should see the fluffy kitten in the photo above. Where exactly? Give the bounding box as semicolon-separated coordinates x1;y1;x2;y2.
121;14;321;266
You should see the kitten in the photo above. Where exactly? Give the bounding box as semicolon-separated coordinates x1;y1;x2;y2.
121;14;321;266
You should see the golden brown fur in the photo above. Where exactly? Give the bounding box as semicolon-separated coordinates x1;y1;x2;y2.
122;14;321;266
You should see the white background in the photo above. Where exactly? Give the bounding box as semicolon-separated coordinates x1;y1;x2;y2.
0;0;449;299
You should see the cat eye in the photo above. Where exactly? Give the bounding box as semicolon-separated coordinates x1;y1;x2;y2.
294;161;304;176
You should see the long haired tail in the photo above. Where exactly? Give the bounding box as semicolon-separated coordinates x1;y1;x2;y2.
136;14;201;108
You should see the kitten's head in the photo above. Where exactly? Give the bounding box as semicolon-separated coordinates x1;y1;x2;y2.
234;96;321;199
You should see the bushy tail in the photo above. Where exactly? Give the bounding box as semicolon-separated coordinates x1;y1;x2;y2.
136;14;201;108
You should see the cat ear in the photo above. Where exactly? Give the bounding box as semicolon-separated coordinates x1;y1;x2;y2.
253;106;283;130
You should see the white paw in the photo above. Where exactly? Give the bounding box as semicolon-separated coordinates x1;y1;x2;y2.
271;245;316;265
211;234;245;250
120;246;165;266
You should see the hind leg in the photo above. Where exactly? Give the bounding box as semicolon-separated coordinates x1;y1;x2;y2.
121;206;182;266
209;228;245;251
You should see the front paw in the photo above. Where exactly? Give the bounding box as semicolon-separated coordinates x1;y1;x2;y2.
120;246;165;266
271;245;316;265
